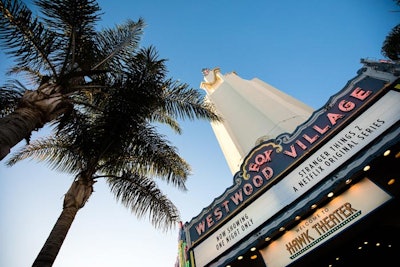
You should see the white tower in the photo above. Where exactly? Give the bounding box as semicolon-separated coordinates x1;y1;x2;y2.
200;67;314;175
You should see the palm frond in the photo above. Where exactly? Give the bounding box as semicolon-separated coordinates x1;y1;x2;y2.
0;0;58;75
382;24;400;60
6;136;84;174
107;174;180;231
93;18;145;70
162;79;222;122
35;0;101;34
7;66;44;85
0;79;27;117
100;124;190;190
35;0;102;75
150;112;182;134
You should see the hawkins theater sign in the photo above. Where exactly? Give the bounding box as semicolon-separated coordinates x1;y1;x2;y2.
179;60;400;267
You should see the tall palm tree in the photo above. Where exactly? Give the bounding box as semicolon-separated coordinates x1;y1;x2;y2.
381;0;400;60
2;0;222;266
382;25;400;61
7;44;221;267
0;0;143;160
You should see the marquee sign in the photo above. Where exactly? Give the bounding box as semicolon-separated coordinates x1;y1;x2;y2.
191;88;400;267
259;178;392;267
186;76;392;243
178;60;400;267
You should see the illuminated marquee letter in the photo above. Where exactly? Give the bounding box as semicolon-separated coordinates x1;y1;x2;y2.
249;149;273;172
253;175;264;187
327;113;344;125
262;166;273;180
338;100;356;112
350;87;372;100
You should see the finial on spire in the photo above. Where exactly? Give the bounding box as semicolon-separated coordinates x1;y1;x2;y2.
202;68;210;76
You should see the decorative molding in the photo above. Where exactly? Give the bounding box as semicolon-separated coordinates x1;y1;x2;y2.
200;67;222;92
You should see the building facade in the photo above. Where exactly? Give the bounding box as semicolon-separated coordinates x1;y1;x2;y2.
200;68;313;175
177;59;400;267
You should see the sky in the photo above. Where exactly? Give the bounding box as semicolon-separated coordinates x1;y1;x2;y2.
0;0;398;266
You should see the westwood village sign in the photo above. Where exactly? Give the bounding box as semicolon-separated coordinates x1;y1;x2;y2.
181;73;400;267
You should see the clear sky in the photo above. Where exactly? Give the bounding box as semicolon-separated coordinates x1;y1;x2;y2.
0;0;398;266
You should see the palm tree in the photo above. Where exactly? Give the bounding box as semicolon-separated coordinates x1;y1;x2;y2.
382;24;400;61
2;0;222;266
0;0;143;160
7;43;221;267
381;0;400;60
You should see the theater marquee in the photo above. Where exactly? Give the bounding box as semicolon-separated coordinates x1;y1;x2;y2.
192;89;400;267
178;63;399;267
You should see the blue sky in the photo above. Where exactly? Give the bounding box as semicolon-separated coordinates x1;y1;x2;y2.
0;0;398;266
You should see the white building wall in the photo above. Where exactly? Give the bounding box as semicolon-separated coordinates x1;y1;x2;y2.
200;68;313;175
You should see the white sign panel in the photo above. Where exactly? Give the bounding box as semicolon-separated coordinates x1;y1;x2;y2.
193;90;400;267
259;178;392;267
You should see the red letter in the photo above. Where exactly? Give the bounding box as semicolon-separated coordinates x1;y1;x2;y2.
243;183;253;195
263;150;273;162
231;190;244;205
303;134;319;144
313;125;330;134
221;200;230;213
351;87;372;100
284;145;297;158
338;100;356;112
253;175;264;187
327;113;344;125
214;207;223;221
262;166;274;180
254;149;273;167
196;221;206;235
249;163;259;172
206;214;214;228
296;140;307;150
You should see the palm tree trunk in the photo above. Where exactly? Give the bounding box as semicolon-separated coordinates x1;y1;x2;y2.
0;106;46;160
32;179;94;267
0;84;67;161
